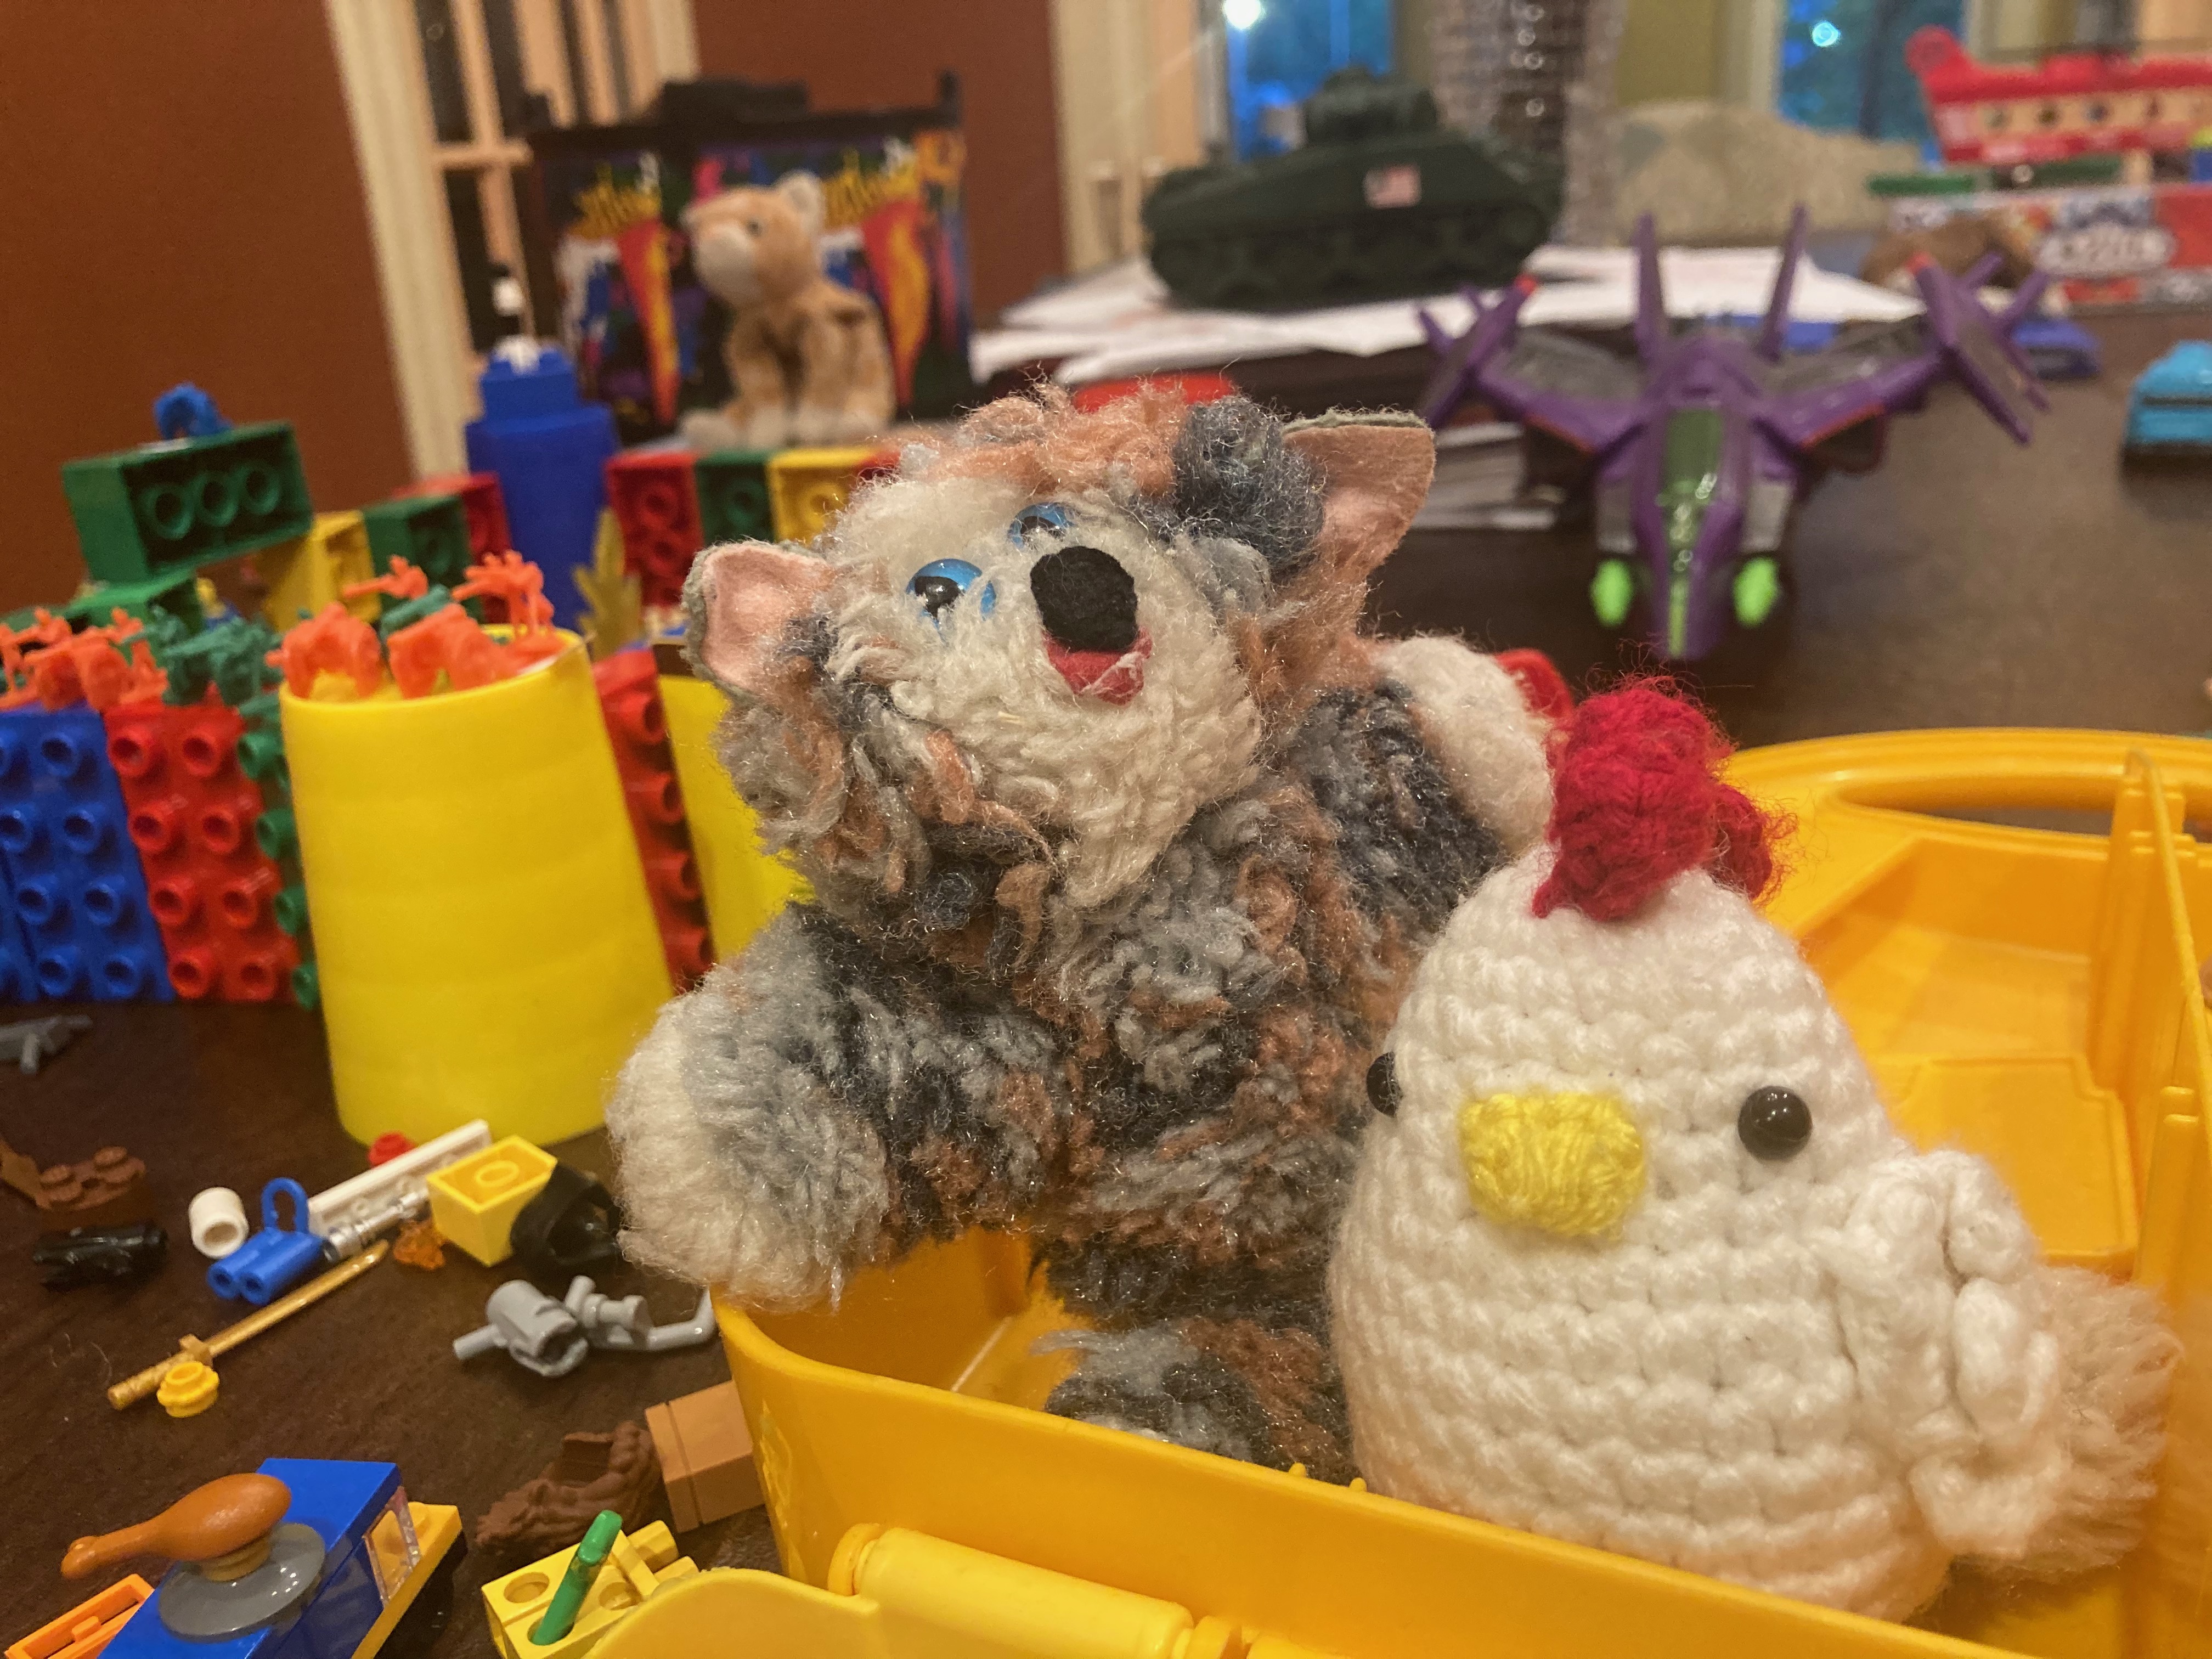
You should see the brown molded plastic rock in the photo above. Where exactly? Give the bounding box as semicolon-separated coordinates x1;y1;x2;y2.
472;1423;663;1562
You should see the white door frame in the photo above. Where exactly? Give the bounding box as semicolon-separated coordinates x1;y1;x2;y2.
322;0;699;479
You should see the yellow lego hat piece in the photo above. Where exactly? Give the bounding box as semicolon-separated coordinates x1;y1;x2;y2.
482;1521;696;1659
426;1137;555;1267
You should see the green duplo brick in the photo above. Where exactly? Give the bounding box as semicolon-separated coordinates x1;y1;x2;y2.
693;450;776;546
63;569;205;635
62;422;314;585
362;494;472;589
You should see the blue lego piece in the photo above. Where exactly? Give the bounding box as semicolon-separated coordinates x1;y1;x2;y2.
104;1460;403;1659
207;1178;323;1305
0;879;36;1001
464;343;617;630
153;383;232;442
2012;315;2102;381
0;707;170;1002
2124;340;2212;456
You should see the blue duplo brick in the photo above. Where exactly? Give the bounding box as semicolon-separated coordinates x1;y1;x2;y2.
0;705;171;1001
0;882;35;1002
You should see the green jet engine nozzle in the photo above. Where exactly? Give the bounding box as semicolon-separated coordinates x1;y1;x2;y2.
1590;559;1635;628
1734;556;1781;628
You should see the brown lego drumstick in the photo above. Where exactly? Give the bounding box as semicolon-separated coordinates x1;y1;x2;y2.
63;1474;290;1581
106;1240;388;1409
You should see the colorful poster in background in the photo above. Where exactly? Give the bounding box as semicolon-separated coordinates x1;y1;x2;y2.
1888;182;2212;308
538;148;701;440
535;128;974;444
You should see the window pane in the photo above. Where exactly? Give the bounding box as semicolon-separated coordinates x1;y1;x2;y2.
1226;0;1396;159
445;170;504;352
557;0;594;124
600;0;634;117
483;0;533;138
1778;0;1963;145
415;0;473;144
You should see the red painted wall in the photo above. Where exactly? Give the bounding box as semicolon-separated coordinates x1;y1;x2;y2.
692;1;1067;318
0;3;413;613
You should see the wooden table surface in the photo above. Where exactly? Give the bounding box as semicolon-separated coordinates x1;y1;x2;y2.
3;309;2208;1655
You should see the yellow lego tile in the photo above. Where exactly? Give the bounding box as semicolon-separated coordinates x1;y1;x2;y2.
765;447;877;544
426;1137;555;1266
482;1521;697;1659
257;510;376;629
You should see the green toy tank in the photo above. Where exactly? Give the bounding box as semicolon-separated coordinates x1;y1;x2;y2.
1143;67;1562;311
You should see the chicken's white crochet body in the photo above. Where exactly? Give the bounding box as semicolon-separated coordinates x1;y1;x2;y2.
1331;696;2174;1621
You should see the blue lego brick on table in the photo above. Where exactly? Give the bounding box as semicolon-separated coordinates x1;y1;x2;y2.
0;707;170;1002
465;345;617;631
104;1460;402;1659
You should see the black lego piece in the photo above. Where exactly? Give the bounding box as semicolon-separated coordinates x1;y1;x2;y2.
510;1164;623;1280
34;1221;168;1290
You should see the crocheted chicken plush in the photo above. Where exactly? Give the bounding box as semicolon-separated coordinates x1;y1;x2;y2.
608;388;1563;1479
1331;686;2178;1619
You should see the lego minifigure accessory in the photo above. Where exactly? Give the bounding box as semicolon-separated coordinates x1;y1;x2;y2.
189;1187;248;1259
1330;686;2180;1620
453;1278;715;1376
609;389;1567;1479
62;1474;324;1639
33;1222;167;1290
108;1241;387;1410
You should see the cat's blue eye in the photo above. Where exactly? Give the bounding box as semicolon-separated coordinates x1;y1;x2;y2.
909;558;995;625
1009;502;1071;544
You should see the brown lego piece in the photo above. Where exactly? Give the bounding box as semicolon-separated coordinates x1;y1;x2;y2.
472;1423;663;1562
645;1381;761;1532
0;1132;42;1203
35;1147;153;1229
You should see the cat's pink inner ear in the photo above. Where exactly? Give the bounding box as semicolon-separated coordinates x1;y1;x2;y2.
1283;422;1436;584
693;542;834;696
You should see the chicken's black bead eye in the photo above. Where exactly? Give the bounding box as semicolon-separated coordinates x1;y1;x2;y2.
1737;1086;1812;1161
1367;1053;1400;1118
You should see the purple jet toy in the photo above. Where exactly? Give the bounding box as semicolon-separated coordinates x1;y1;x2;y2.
1418;206;2049;661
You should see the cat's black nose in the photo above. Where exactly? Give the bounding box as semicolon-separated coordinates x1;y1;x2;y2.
1029;545;1138;654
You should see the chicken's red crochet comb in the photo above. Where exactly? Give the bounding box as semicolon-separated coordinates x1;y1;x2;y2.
1530;682;1781;922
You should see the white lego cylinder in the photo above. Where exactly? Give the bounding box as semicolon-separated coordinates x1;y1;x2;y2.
189;1187;249;1259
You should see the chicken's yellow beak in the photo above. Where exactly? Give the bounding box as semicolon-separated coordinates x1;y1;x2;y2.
1458;1091;1646;1238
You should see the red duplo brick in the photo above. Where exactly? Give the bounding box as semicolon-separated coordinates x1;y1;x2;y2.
605;452;703;609
402;471;511;561
592;651;713;988
103;696;300;1002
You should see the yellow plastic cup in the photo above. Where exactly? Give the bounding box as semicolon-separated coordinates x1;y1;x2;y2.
659;674;807;960
282;636;672;1146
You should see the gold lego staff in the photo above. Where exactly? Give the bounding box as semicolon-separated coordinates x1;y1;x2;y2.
107;1240;388;1409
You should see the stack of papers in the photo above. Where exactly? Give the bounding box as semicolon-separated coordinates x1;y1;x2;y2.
973;249;1923;387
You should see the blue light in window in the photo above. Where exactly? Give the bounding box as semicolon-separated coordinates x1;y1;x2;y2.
1810;19;1841;47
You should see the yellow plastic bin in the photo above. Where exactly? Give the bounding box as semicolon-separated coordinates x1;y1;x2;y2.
658;674;808;960
607;730;2212;1659
283;636;672;1145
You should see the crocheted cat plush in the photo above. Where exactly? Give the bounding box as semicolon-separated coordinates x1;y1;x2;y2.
1332;686;2179;1620
608;389;1559;1479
